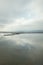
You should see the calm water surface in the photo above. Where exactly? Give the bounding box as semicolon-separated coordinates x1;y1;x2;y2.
0;34;43;65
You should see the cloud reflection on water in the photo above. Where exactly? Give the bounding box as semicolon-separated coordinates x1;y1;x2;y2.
0;34;43;65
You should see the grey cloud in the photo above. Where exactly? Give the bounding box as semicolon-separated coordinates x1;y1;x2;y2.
0;0;31;24
0;0;42;20
0;0;43;31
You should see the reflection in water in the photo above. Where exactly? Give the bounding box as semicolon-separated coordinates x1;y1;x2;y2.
0;34;43;65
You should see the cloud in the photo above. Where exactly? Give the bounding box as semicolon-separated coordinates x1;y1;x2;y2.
2;17;43;31
0;0;43;31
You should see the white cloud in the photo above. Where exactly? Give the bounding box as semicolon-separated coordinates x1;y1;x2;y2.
0;0;43;31
2;17;43;31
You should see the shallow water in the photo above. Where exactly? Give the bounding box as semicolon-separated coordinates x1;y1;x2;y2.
0;34;43;65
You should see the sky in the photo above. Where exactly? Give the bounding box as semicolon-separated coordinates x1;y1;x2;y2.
0;0;43;31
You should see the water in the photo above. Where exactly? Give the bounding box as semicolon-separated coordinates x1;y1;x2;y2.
0;34;43;65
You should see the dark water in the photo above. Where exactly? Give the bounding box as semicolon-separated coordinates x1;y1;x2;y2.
0;34;43;65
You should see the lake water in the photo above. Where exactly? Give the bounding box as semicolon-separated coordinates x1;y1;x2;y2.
0;34;43;65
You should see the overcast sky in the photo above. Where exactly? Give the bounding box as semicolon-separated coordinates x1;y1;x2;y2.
0;0;43;31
